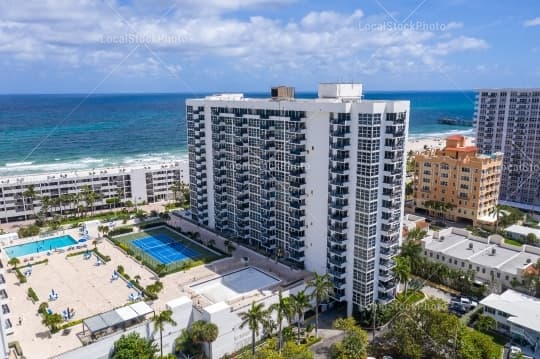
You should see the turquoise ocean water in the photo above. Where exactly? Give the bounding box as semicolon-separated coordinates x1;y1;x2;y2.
0;91;475;176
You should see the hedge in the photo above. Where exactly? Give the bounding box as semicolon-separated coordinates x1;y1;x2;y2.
94;249;111;262
15;268;27;283
27;287;39;303
108;227;134;237
138;221;165;230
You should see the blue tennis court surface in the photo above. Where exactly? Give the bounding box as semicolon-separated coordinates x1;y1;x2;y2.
132;233;202;265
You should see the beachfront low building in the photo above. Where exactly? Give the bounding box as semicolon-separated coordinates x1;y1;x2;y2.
480;289;540;354
413;135;503;226
0;162;187;223
421;227;540;289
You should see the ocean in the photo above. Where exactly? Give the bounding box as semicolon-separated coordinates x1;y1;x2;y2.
0;91;475;176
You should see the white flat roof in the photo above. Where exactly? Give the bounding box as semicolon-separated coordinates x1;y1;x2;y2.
423;228;540;272
0;161;184;185
166;296;192;309
130;301;153;316
505;225;540;238
115;306;139;321
480;290;540;333
190;267;280;304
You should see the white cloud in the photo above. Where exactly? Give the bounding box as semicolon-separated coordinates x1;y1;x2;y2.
0;1;489;80
524;17;540;27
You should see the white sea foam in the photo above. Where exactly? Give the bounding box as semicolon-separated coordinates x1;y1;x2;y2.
5;161;34;167
0;152;188;177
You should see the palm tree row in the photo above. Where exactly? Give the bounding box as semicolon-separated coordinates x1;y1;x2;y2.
21;184;131;223
239;273;333;355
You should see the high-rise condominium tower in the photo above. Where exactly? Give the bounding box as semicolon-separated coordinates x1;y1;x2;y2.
186;84;409;313
475;89;540;210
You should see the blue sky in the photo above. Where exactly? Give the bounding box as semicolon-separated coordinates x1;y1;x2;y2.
0;0;539;93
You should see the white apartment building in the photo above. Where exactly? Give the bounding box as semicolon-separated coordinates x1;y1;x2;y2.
0;162;187;223
186;83;410;312
474;89;540;210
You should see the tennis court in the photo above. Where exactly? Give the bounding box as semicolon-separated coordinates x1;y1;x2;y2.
133;233;202;265
113;226;221;273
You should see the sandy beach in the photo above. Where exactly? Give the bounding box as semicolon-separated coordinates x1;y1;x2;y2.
406;135;475;153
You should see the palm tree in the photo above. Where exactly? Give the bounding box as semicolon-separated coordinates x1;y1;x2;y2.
239;301;266;355
169;181;182;204
116;187;124;208
394;256;412;294
488;204;504;233
400;240;422;273
8;257;20;269
42;313;63;332
152;309;177;357
307;273;333;338
200;322;218;359
269;290;291;352
22;185;39;220
289;290;312;344
40;195;51;220
406;227;427;242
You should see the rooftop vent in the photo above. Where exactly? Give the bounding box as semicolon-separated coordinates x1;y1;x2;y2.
526;258;532;264
489;248;496;256
271;86;295;99
468;243;473;250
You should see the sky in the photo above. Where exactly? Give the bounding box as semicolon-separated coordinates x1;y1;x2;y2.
0;0;539;93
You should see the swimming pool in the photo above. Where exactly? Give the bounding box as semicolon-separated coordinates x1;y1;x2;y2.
4;235;77;258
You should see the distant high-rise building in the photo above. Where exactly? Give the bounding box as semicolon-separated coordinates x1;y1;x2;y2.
186;83;409;313
474;89;540;210
413;135;503;226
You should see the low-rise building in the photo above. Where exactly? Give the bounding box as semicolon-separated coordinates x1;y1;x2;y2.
422;227;540;288
56;266;312;359
0;162;188;223
413;135;503;226
480;289;540;353
402;214;429;237
505;225;540;242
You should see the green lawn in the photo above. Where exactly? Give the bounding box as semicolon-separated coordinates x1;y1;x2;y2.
112;226;222;275
504;238;523;247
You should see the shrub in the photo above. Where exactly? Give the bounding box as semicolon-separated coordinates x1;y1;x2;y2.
17;224;40;238
117;265;125;275
139;222;164;230
27;287;39;303
108;227;134;237
94;249;111;262
38;302;49;315
15;268;27;283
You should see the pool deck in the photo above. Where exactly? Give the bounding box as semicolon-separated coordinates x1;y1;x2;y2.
2;222;312;359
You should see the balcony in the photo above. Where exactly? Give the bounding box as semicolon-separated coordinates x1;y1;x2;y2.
334;277;346;289
377;293;395;305
328;232;347;244
378;283;396;293
328;222;347;233
329;245;346;255
328;255;347;267
379;248;397;259
328;268;347;279
329;164;350;174
378;271;393;282
379;260;396;271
